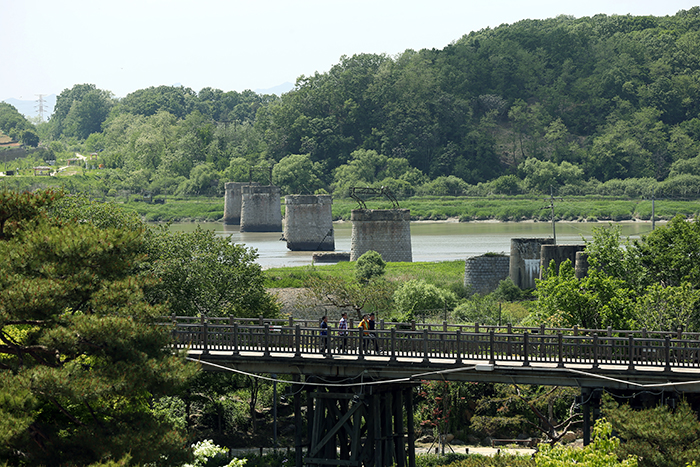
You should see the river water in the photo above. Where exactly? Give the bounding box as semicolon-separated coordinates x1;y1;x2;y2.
169;220;657;269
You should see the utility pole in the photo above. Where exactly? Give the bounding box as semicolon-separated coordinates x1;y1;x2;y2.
651;189;656;230
543;187;563;245
35;94;48;121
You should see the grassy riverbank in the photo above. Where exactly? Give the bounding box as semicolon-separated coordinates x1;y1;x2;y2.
121;195;700;223
263;259;466;289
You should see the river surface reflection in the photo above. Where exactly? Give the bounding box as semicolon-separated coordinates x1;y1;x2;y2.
169;221;657;269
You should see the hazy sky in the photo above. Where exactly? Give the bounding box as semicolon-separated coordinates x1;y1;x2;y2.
2;0;699;100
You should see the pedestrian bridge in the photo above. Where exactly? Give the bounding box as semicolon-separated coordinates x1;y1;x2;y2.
162;316;700;393
162;316;700;466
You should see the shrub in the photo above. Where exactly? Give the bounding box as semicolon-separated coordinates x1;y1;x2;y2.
355;250;386;283
535;419;637;466
492;278;524;302
394;280;457;320
187;439;247;467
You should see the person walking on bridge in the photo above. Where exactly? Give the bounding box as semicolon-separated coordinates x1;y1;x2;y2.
368;313;380;354
358;314;370;352
320;315;329;354
338;312;348;352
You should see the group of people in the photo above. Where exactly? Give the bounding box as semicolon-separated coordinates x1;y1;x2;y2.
319;312;381;354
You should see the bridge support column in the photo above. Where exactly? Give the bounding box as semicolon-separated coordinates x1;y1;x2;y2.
294;374;303;467
299;378;417;467
581;388;602;446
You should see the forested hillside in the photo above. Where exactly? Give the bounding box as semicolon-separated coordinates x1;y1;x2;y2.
5;8;700;200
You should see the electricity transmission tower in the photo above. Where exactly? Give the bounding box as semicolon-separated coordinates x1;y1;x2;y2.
35;94;48;121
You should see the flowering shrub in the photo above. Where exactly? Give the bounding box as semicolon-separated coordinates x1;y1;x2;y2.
184;440;246;467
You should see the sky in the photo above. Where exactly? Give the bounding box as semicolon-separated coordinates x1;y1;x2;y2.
2;0;700;101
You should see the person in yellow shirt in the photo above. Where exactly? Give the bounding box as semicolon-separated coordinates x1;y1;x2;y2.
358;314;370;351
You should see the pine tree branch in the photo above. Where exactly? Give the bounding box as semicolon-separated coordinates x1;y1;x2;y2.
0;345;60;367
84;400;106;429
50;397;85;427
2;320;48;326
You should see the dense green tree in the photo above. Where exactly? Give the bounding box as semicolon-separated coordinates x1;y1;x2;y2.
669;154;700;177
631;214;700;289
272;153;325;194
115;85;197;119
604;398;700;467
19;128;40;147
587;107;669;180
30;9;700;197
534;218;700;331
519;158;584;193
0;102;36;140
143;227;280;318
176;163;219;196
0;189;196;466
50;84;114;140
416;175;469;196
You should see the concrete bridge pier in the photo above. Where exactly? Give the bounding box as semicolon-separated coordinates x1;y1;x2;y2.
284;195;334;251
240;185;282;232
297;376;417;467
350;209;412;262
510;238;554;289
223;182;258;225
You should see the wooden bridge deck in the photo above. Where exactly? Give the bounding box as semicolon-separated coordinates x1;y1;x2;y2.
162;316;700;393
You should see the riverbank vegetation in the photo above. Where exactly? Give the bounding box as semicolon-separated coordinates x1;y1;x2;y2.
5;10;700;218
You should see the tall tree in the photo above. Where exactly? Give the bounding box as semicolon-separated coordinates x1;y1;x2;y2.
0;189;196;466
50;84;114;140
143;227;280;318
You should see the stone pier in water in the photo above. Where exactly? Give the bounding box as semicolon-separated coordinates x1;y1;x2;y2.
284;195;334;251
350;209;412;262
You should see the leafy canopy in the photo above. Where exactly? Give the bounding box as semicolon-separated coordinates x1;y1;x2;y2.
0;189;196;466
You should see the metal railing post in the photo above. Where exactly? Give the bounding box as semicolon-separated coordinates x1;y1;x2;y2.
489;330;495;365
507;323;512;357
523;332;529;367
593;334;599;369
390;328;397;362
664;336;671;372
423;329;429;363
540;324;546;358
233;323;239;355
558;333;564;368
295;325;301;357
264;324;271;357
201;315;209;355
628;336;634;371
456;330;462;364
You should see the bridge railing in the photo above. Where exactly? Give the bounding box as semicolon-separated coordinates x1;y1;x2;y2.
163;315;700;341
161;316;700;371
